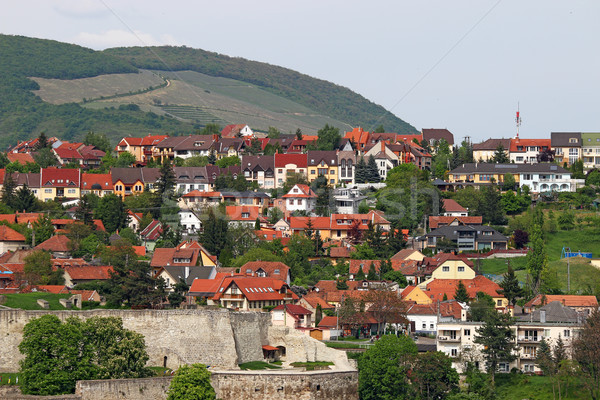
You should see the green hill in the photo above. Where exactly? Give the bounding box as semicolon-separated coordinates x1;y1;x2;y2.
0;34;416;150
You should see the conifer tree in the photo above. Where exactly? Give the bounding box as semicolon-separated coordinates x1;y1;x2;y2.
474;311;517;387
355;265;366;280
367;262;378;280
454;280;470;303
499;265;523;306
355;157;367;184
366;155;381;183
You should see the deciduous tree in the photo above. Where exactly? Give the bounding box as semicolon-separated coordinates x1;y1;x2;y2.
167;364;216;400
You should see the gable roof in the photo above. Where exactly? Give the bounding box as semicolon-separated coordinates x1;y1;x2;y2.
81;173;112;191
428;216;483;229
424;275;503;302
0;225;26;242
221;124;247;138
317;316;339;328
213;276;297;302
283;184;317;199
111;167;161;185
473;138;511;151
6;153;35;164
517;301;579;323
442;199;468;213
140;219;162;240
275;153;308;168
509;138;551;152
391;249;423;261
525;294;598;309
422;128;454;145
34;235;71;252
151;247;200;268
41;168;80;187
273;304;312;317
307;151;338;167
551;132;582;147
159;265;215;285
64;265;113;281
300;293;335;310
240;261;290;280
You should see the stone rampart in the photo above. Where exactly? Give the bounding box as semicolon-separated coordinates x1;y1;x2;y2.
0;309;272;372
75;377;171;400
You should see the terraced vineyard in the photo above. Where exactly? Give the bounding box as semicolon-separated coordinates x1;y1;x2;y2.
159;105;227;125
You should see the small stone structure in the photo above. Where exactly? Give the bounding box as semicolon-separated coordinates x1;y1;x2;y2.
36;299;49;309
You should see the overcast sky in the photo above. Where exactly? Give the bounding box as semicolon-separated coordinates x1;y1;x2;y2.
2;0;599;142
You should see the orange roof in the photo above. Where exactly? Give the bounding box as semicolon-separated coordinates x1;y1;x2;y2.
509;138;551;153
7;153;35;164
317;316;339;328
300;293;335;310
225;206;265;222
273;304;312;317
0;225;26;242
81;173;112;190
35;235;71;252
424;276;503;302
182;190;222;198
525;294;598;308
240;261;290;280
442;199;468;213
344;127;371;146
213;276;297;302
36;285;67;294
64;265;113;280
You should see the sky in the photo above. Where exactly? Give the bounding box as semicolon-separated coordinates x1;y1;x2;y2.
2;0;599;142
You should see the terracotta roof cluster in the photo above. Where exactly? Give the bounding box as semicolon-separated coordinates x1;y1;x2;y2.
525;294;598;309
424;276;503;302
406;300;464;319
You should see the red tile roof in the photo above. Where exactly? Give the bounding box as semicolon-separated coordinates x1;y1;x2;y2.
275;153;308;168
0;225;26;242
182;190;221;198
240;261;290;280
151;247;199;267
7;153;35;164
35;235;71;252
226;206;265;222
64;265;113;280
273;304;312;317
213;276;297;302
81;173;112;191
221;124;247;138
317;316;339;328
442;199;468;213
300;293;335;310
283;184;316;199
525;294;598;308
424;276;503;302
509;138;551;153
41;168;80;187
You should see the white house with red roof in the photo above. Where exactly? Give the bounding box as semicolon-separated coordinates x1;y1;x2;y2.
442;199;469;217
0;226;27;253
239;261;291;285
80;173;113;197
209;276;297;311
283;184;317;213
221;124;253;138
271;304;312;329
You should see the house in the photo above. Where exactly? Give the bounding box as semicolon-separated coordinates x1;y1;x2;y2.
551;132;582;166
524;294;598;316
423;275;507;309
210;276;298;311
407;300;465;335
150;243;216;275
437;301;581;374
509;138;551;164
344;127;371;151
442;199;469;217
178;209;202;234
317;316;342;340
214;138;245;159
422;128;454;148
39;168;81;201
127;211;144;232
226;206;267;228
221;124;253;138
115;134;168;163
63;265;113;287
472;138;511;162
391;249;425;262
173;167;211;194
34;235;71;258
428;216;483;230
289;210;390;241
271;304;313;330
0;226;27;253
239;261;291;285
421;224;508;251
282;184;317;213
241;155;275;189
220;191;270;207
140;220;163;251
7;152;35;165
363;141;400;180
333;187;366;214
111;167;160;198
154;265;216;292
153;135;217;161
296;293;336;326
337;150;356;185
401;285;432;305
418;254;476;287
448;163;574;193
581;132;600;169
274;153;307;188
307;151;338;185
80;173;113;197
51;219;105;232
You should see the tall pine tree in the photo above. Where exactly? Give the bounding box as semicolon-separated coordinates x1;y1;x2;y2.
366;155;381;183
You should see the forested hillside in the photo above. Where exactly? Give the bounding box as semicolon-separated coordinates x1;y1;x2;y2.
0;35;192;149
104;45;417;135
0;34;416;150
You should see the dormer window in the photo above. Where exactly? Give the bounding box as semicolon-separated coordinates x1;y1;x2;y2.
274;269;280;274
569;138;578;143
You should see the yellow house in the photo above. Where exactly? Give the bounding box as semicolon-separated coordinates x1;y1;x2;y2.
39;168;81;201
419;257;476;289
115;135;169;163
448;163;521;185
402;285;432;305
111;167;160;199
307;151;338;185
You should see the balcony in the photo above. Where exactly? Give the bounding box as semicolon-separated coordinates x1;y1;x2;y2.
438;335;461;343
518;336;542;343
222;294;244;301
520;353;536;359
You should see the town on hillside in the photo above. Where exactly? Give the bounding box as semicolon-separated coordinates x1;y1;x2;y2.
2;124;600;399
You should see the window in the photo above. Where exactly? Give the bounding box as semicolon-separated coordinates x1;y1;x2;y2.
497;299;502;306
464;329;470;336
422;323;426;329
442;266;450;272
242;212;250;218
311;170;316;175
450;349;458;357
298;199;302;205
516;156;524;162
499;363;510;372
524;364;535;372
430;323;434;329
569;138;578;144
563;330;570;337
458;266;465;272
330;169;335;175
68;189;76;194
45;189;52;193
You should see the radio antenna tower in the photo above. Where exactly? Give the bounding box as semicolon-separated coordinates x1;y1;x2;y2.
515;103;522;139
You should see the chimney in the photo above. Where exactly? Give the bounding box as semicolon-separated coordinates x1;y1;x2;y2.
540;310;546;323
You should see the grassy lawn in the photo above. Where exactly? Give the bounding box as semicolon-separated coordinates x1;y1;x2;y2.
478;256;528;276
1;293;73;310
495;373;589;400
325;342;365;349
290;361;334;371
0;373;20;386
238;361;281;370
147;366;173;376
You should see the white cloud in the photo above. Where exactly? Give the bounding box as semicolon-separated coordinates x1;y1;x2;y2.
73;29;180;50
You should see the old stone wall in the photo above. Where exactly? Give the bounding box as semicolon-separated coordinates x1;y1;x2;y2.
75;377;171;400
211;370;359;400
0;309;271;372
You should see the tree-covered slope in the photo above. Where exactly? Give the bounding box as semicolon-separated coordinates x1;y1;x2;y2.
104;46;418;134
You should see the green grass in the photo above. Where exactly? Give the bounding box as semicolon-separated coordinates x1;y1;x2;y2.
147;366;173;376
478;257;528;276
1;293;73;310
290;361;334;371
0;373;20;386
325;342;365;349
495;373;589;400
238;361;281;370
